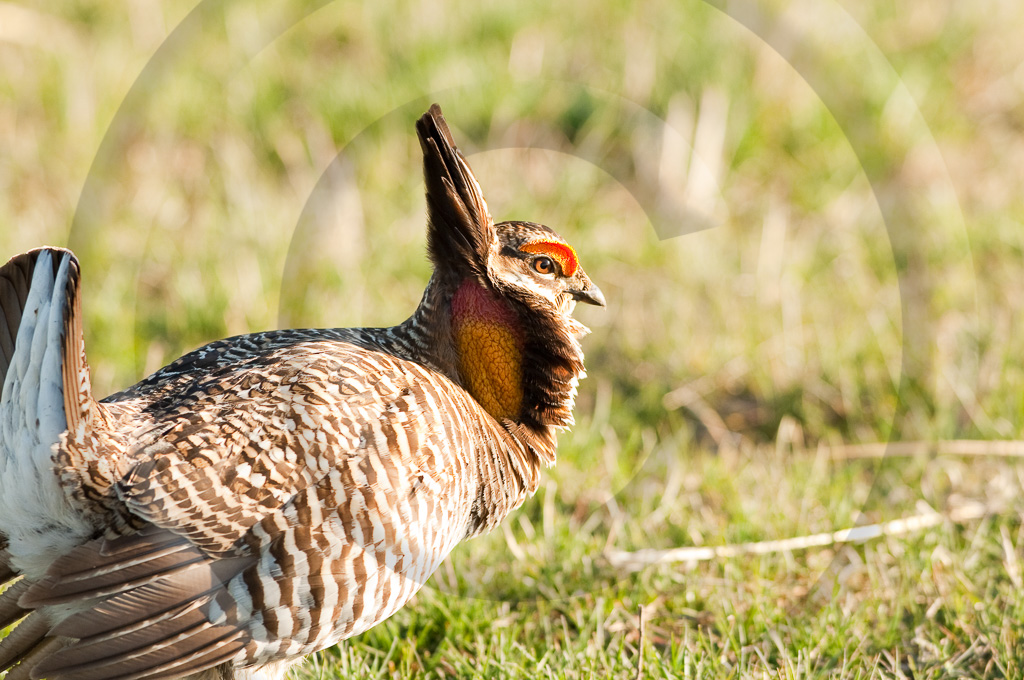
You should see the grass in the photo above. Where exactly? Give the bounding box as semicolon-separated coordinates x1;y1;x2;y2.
3;0;1024;677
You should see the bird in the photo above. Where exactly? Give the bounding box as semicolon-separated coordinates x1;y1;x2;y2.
0;104;604;680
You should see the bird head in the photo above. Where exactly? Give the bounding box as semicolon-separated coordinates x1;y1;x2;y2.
489;219;605;324
415;104;603;444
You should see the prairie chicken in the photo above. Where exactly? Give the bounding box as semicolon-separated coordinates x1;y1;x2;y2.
0;104;604;680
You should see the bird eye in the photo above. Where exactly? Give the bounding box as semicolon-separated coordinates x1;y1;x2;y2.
532;256;557;275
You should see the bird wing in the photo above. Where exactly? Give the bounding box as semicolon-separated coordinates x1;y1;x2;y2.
22;527;253;680
115;339;427;555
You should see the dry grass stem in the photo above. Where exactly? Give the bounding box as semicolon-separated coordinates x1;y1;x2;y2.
606;500;991;571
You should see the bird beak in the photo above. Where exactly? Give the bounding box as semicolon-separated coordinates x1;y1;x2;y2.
568;283;606;307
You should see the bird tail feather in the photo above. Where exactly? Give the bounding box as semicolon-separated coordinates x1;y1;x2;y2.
0;247;97;578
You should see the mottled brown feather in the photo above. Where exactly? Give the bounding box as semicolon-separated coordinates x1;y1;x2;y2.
3;636;64;680
0;248;73;395
0;549;17;585
0;250;36;392
0;578;30;630
121;640;247;680
34;616;245;680
59;252;88;442
0;608;47;671
22;537;208;606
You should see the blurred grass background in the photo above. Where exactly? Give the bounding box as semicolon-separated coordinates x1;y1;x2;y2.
3;0;1024;677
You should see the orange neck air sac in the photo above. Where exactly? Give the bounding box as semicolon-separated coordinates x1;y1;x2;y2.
450;278;525;421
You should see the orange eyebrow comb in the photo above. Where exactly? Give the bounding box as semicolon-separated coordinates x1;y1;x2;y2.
520;240;578;277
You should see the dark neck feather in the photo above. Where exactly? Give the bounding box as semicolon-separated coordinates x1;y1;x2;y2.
389;274;460;377
510;295;588;459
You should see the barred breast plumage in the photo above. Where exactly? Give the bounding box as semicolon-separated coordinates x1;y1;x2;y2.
0;104;604;680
